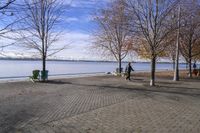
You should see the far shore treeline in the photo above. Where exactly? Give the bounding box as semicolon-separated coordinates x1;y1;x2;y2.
0;58;189;65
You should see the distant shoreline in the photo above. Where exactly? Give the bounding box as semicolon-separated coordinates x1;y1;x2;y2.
0;58;187;64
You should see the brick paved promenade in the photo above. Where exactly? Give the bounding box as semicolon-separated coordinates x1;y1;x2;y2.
0;76;200;133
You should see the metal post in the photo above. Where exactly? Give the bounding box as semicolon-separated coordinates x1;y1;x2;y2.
173;4;180;81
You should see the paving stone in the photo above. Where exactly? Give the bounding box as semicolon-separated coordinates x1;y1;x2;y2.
0;76;200;133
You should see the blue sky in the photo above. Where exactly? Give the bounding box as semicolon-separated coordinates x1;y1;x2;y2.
0;0;112;60
54;0;110;60
61;0;105;32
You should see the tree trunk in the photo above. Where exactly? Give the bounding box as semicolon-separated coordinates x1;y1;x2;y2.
173;4;180;81
42;55;46;82
42;36;46;81
150;56;156;86
188;58;192;78
118;54;122;74
118;58;122;74
173;50;179;81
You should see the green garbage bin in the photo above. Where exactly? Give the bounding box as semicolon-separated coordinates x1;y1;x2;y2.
41;70;48;80
30;70;40;82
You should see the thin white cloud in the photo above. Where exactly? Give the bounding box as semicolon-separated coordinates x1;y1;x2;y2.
67;0;111;8
0;31;96;60
62;17;79;23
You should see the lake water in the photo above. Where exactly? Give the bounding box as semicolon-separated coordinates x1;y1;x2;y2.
0;60;188;79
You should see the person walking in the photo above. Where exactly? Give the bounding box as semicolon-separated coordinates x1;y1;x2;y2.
193;61;197;76
193;62;197;69
125;62;134;80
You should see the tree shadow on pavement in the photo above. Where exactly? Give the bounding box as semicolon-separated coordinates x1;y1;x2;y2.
62;80;200;98
38;80;72;85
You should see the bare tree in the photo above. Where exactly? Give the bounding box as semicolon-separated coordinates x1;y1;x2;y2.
0;0;15;50
179;0;200;77
193;42;200;62
17;0;66;81
93;0;132;74
0;0;15;11
127;0;179;86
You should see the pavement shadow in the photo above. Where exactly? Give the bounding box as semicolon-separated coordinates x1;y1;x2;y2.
0;106;36;133
38;80;72;85
63;81;200;97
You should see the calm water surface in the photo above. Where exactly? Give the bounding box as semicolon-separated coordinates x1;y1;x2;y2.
0;60;188;79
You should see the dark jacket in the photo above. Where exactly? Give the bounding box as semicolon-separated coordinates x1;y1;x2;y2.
125;65;134;73
193;63;197;69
